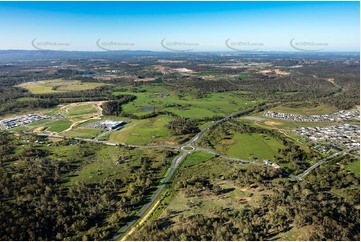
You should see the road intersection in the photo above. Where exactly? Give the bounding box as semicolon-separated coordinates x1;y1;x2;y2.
9;104;353;240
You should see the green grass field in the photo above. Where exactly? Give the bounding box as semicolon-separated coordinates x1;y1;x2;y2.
270;104;338;115
345;160;360;176
18;79;105;94
108;115;173;145
242;110;339;128
62;127;103;139
68;146;127;184
253;117;338;130
16;97;39;102
10;126;28;131
198;121;213;130
196;71;222;76
114;87;261;119
46;120;73;132
43;142;170;187
272;226;313;241
239;112;341;153
76;147;169;185
216;133;285;161
165;107;217;119
168;158;253;214
239;72;249;78
26;119;53;127
181;151;214;168
66;104;98;116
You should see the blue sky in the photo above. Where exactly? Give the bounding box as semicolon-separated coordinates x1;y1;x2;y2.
0;1;359;51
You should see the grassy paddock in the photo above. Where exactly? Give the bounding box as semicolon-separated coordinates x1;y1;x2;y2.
18;79;105;94
345;159;360;176
114;87;261;119
108;115;174;145
270;104;338;115
16;97;39;102
62;127;103;139
181;151;215;168
66;104;98;116
216;133;285;161
46;120;73;132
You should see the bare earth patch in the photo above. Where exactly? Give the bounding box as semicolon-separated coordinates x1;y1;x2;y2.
264;121;282;126
134;77;156;82
33;126;46;133
48;137;63;143
259;69;290;76
149;140;179;146
325;78;335;84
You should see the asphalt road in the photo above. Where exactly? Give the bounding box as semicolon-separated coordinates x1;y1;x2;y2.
10;106;259;241
111;150;190;240
17;104;339;240
196;147;251;163
294;148;356;179
110;108;257;240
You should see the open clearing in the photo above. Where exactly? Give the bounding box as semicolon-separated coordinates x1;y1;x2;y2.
59;101;103;118
18;79;105;94
264;120;282;126
272;226;313;240
181;151;215;168
114;87;261;119
345;159;360;176
131;158;268;240
108;115;173;145
259;68;290;76
46;120;73;133
164;159;255;217
241;113;338;130
270;104;338;115
67;146;128;185
16;97;39;102
62;127;103;139
46;144;169;186
216;133;285;161
66;104;98;116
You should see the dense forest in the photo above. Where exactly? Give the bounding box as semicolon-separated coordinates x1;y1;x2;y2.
101;95;136;116
167;117;200;135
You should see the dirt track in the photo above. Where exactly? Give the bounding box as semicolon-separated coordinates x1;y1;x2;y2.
57;101;105;134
